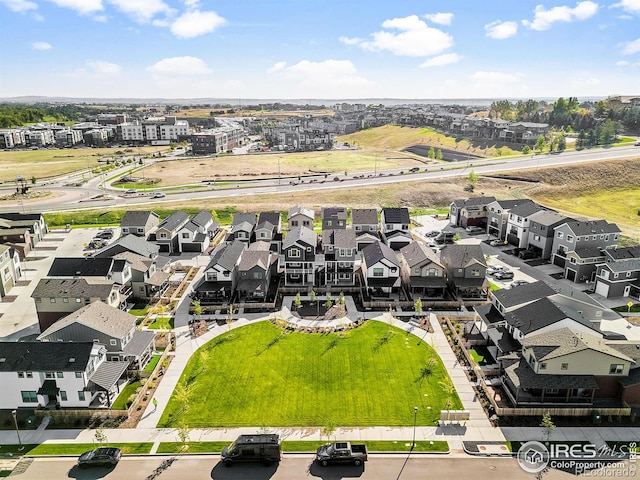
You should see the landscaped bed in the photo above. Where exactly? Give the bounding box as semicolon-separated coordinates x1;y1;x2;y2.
158;320;461;428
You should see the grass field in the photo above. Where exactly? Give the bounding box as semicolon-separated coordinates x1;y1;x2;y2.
174;108;334;118
0;443;153;456
158;321;461;428
111;381;141;410
147;317;174;330
0;146;166;181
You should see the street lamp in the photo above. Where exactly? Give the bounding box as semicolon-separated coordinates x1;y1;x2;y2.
412;406;418;449
11;410;23;451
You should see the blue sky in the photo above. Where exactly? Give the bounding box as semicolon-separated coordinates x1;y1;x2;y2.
1;0;639;99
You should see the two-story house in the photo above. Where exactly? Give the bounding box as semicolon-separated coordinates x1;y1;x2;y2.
281;227;317;287
93;234;160;260
37;301;155;371
230;212;257;244
361;241;400;295
236;242;277;301
287;206;314;230
254;212;282;252
527;210;571;260
321;229;357;288
193;240;245;303
449;197;496;228
177;210;218;252
551;220;621;282
593;247;640;299
31;278;122;332
439;244;487;299
504;202;547;248
111;251;170;301
380;207;411;251
0;244;20;299
321;207;347;230
0;342;117;410
399;242;447;298
351;208;380;251
486;199;535;240
120;210;159;238
0;212;48;245
0;225;33;259
155;211;190;253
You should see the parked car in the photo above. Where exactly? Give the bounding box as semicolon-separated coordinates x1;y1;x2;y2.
435;231;455;244
486;265;507;276
635;141;640;146
221;434;282;466
96;229;114;240
511;280;529;288
465;226;484;234
77;448;121;468
489;239;504;247
518;249;538;260
426;230;440;238
493;270;515;280
316;442;368;467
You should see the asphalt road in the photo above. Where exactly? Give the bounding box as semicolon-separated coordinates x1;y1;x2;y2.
16;455;578;480
1;145;638;213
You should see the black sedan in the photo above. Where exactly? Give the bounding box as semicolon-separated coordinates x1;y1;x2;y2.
77;448;122;468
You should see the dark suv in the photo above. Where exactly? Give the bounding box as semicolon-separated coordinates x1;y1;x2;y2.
77;448;122;468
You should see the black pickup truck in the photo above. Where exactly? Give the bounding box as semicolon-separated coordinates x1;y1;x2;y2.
315;442;368;466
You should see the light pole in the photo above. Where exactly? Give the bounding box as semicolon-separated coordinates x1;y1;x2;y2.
412;406;418;449
12;410;23;451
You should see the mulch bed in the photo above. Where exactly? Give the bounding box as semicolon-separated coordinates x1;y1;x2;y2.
16;280;31;286
2;296;18;302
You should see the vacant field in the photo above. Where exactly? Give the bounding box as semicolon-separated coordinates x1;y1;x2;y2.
338;125;519;157
174;107;334;118
140;150;425;186
0;146;166;181
158;321;461;427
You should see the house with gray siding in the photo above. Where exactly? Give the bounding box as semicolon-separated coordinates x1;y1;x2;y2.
287;206;314;230
193;240;246;302
321;207;347;230
505;202;547;248
440;244;487;299
593;247;640;299
449;197;496;228
236;242;277;301
399;242;446;298
321;229;356;288
120;211;159;238
527;210;571;260
281;227;317;287
380;208;411;251
230;212;257;243
155;211;190;253
486;199;535;240
361;241;400;295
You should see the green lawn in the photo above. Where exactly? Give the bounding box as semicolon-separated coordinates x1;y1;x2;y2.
147;317;174;330
128;303;151;316
111;381;141;410
158;321;461;428
469;348;490;366
156;440;449;454
144;354;162;373
0;443;152;456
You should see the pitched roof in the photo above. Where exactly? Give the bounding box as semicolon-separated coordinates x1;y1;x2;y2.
322;207;347;221
232;212;257;226
157;211;189;232
452;196;496;208
603;258;640;273
504;297;568;335
381;207;410;224
362;241;398;267
120;210;158;227
191;210;213;227
572;247;605;259
529;209;570;227
121;330;156;357
257;212;280;229
283;226;317;249
111;252;153;272
440;244;486;269
179;221;198;233
492;199;535;210
37;301;135;339
605;246;640;260
400;242;441;268
207;240;245;271
93;234;159;259
564;219;621;236
491;281;556;309
32;278;115;299
508;202;546;218
48;257;114;277
504;356;598;390
0;342;94;371
238;250;273;271
323;229;356;248
288;206;314;220
0;212;44;222
351;208;378;225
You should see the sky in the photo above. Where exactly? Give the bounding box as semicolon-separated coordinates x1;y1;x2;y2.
1;0;639;100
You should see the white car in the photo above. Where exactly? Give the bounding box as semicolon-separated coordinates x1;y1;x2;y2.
152;192;166;198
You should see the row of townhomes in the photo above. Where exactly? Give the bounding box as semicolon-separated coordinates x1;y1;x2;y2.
191;206;488;304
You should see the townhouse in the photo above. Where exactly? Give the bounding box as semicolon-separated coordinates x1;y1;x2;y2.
155;211;190;254
449;197;496;229
281;227;317;288
320;229;357;288
593;247;640;299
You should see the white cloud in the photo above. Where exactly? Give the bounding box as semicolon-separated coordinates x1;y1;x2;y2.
170;10;226;38
485;20;518;39
147;56;212;76
357;15;453;57
617;59;640;67
1;0;37;12
339;36;362;45
267;61;287;74
32;41;52;50
470;71;524;84
267;59;371;90
419;53;461;68
620;38;640;54
611;0;640;13
46;0;103;15
87;60;121;76
182;0;200;7
522;1;599;31
423;12;453;25
106;0;173;23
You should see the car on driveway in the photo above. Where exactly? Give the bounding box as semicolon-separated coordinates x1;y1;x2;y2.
494;270;515;280
489;239;504;247
518;249;538;260
465;226;484;234
77;447;121;468
426;230;440;238
511;280;529;288
486;265;507;276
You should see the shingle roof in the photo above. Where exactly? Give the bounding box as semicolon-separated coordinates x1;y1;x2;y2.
564;219;621;236
362;241;398;267
504;297;568;335
603;258;640;273
0;342;94;371
351;208;378;225
493;199;535;210
572;247;605;259
323;229;356;248
508;202;546;218
491;281;556;309
0;212;43;222
605;246;640;260
157;211;189;232
191;210;213;227
120;210;158;227
283;227;317;249
257;212;280;229
48;257;114;277
93;234;159;259
504;356;598;390
32;278;115;299
207;240;245;271
288;206;314;220
180;221;198;233
238;250;272;271
321;207;347;221
452;196;496;208
111;252;153;272
381;207;410;224
440;244;486;269
400;242;441;268
529;210;570;227
37;301;134;338
232;212;257;226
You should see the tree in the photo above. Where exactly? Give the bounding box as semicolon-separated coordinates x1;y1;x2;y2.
428;146;435;159
94;427;107;446
439;379;456;420
522;145;531;155
466;170;478;184
226;304;235;331
436;149;443;160
556;132;566;152
175;383;193;412
414;297;423;315
321;420;336;442
177;423;190;452
534;135;546;153
30;176;37;184
199;349;210;372
540;411;556;442
337;292;345;305
324;294;333;309
294;292;302;312
191;299;202;319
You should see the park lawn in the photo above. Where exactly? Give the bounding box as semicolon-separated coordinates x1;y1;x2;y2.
26;443;153;455
111;381;141;410
147;317;174;330
158;321;461;428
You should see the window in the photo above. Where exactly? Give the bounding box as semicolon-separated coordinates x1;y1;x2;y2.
561;363;569;370
21;391;38;403
76;298;82;303
539;363;547;370
60;391;67;401
63;297;69;303
159;233;167;239
45;372;54;379
609;364;624;374
390;267;397;273
534;235;541;242
181;233;189;239
414;268;421;274
546;388;559;394
373;268;384;277
17;372;24;378
50;298;56;303
26;372;32;378
471;269;480;277
289;248;300;258
75;371;83;378
78;391;86;401
326;220;332;227
428;268;438;276
567;235;574;243
291;220;298;227
110;339;117;346
557;232;564;239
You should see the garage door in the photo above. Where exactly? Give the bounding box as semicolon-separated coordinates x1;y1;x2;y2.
594;281;609;298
